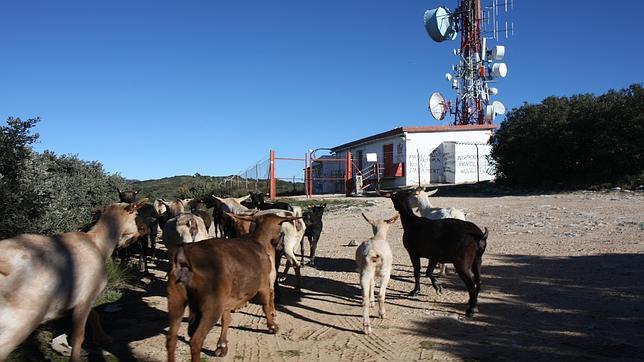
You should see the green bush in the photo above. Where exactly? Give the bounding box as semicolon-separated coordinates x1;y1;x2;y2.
490;84;644;188
0;118;126;238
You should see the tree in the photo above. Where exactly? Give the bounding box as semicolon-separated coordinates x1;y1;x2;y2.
0;117;127;238
490;84;644;188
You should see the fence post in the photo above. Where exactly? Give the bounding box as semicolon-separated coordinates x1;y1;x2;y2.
304;152;308;198
345;152;353;196
269;150;276;200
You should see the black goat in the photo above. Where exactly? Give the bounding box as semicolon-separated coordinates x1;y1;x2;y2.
381;189;488;317
241;191;293;212
116;189;161;268
116;187;139;203
300;203;326;267
203;195;226;238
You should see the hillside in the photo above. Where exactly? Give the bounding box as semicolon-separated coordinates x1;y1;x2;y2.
126;175;304;200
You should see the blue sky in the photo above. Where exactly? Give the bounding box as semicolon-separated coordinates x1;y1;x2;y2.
2;1;642;180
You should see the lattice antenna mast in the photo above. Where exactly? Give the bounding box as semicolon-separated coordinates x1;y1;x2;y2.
424;0;514;125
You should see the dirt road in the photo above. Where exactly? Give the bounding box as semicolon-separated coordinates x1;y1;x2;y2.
97;190;644;361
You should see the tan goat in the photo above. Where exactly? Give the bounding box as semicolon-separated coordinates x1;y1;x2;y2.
356;212;399;335
0;200;146;361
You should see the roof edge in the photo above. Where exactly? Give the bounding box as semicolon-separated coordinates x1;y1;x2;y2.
331;124;497;152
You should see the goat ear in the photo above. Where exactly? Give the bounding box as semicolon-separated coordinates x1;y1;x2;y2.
125;199;148;213
116;187;121;193
385;214;400;224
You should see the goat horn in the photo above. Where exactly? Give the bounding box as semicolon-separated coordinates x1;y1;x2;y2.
425;188;438;196
385;214;400;224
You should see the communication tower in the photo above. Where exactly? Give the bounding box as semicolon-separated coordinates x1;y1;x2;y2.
424;0;514;125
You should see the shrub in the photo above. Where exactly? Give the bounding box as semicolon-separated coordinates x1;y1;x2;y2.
491;84;644;188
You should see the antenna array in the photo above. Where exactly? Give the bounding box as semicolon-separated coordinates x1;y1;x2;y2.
424;0;514;125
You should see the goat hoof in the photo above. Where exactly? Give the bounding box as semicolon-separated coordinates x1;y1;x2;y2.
466;307;478;317
379;311;386;319
306;261;316;268
363;325;372;335
407;289;420;297
268;324;279;334
435;285;443;295
214;344;228;357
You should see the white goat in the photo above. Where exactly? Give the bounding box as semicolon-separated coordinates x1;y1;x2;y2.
160;198;192;219
162;212;210;253
0;201;146;361
406;188;465;276
213;194;251;214
406;188;466;220
356;212;399;335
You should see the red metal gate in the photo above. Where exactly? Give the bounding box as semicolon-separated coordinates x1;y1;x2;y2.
268;150;306;200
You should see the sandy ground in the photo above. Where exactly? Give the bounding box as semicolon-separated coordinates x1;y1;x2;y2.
95;190;644;361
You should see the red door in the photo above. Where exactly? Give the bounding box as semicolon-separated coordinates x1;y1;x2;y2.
383;144;394;177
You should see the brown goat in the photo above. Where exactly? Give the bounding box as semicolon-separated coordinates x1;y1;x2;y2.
0;200;146;361
166;213;299;361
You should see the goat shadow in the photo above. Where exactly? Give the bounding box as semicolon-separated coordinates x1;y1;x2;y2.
399;253;644;361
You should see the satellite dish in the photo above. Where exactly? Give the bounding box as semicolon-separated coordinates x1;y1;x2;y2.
492;101;506;115
491;45;505;61
488;87;499;95
445;73;453;81
484;104;496;121
492;63;508;77
424;7;457;42
429;92;448;120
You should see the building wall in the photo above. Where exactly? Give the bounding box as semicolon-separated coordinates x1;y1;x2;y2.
441;142;495;183
404;129;493;185
336;135;408;189
315;129;495;193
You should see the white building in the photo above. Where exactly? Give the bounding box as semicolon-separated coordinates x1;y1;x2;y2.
321;125;496;191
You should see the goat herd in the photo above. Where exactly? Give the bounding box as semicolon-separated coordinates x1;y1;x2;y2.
0;187;488;361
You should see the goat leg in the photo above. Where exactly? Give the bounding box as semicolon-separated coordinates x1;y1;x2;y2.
258;286;279;334
360;271;373;335
279;259;291;283
455;262;478;317
378;271;391;319
408;255;422;296
214;311;231;357
70;300;93;362
300;236;306;266
427;260;443;294
369;277;376;307
189;307;221;361
307;236;319;267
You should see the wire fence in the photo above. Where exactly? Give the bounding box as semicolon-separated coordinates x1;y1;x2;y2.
222;155;305;197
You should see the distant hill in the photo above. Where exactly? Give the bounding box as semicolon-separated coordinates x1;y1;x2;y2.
125;175;303;200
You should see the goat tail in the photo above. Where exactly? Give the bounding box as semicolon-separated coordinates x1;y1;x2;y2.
172;244;193;285
477;227;488;255
367;249;382;264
